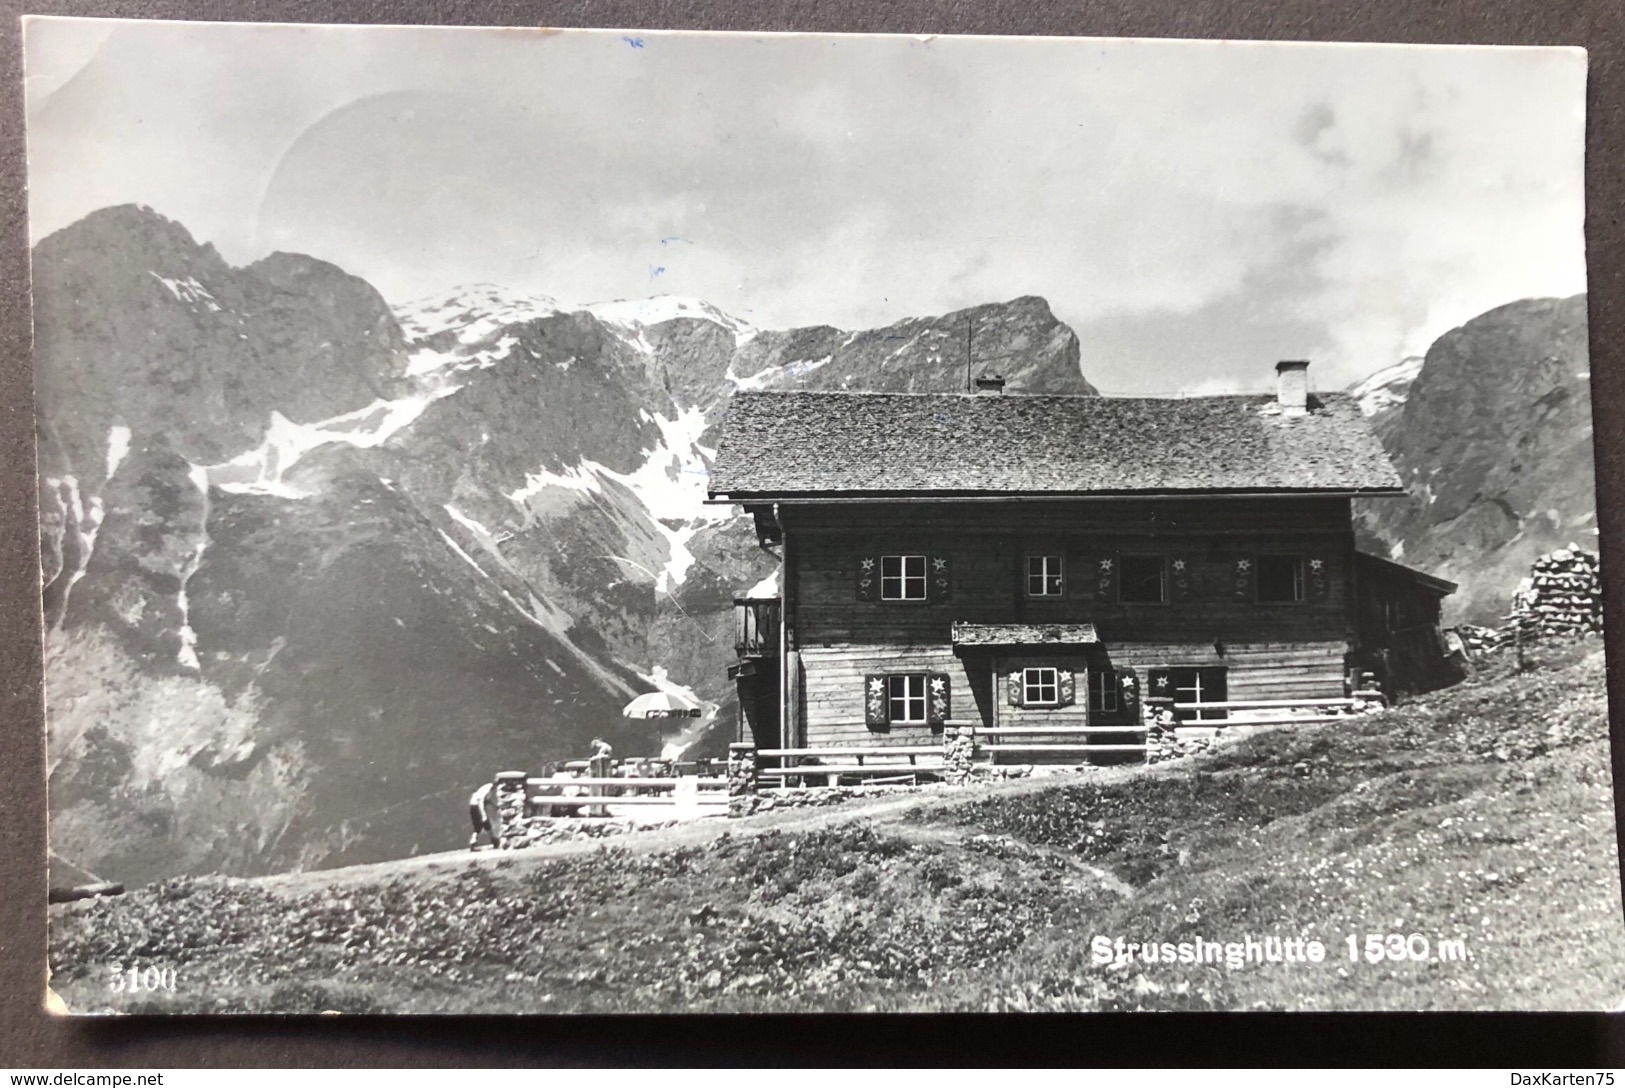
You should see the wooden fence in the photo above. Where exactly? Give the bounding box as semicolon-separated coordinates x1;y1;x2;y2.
522;772;730;819
755;693;1385;784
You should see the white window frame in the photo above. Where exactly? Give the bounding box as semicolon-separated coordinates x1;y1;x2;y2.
1257;554;1306;603
1026;554;1065;597
1169;666;1228;721
1088;668;1119;713
886;674;928;723
881;554;928;601
1022;666;1061;707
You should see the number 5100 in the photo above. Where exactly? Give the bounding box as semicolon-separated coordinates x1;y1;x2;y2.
109;964;177;992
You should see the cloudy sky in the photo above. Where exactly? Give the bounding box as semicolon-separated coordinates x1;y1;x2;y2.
24;19;1586;393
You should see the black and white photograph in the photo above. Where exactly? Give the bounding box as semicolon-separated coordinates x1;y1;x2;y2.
24;18;1621;1014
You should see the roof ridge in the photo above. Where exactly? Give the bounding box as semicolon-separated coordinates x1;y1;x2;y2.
731;389;1353;402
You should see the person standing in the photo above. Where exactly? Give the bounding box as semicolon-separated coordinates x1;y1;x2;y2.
468;780;496;850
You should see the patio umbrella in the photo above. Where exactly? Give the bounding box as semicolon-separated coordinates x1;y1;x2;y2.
622;690;703;720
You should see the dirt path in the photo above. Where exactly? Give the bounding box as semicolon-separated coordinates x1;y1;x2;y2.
259;760;1164;898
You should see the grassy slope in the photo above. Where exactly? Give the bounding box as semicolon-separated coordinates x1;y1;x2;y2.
50;640;1625;1014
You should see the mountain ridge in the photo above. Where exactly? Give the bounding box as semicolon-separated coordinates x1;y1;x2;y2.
36;204;1592;884
37;205;1093;885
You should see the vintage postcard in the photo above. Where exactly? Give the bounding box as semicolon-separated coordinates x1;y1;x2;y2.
26;19;1617;1013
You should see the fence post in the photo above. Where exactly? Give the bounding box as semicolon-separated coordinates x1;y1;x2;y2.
943;724;976;786
727;743;758;816
673;775;700;820
1355;671;1387;711
494;770;528;848
588;754;612;817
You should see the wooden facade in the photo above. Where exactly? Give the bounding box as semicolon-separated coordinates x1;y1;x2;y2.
725;496;1413;752
712;386;1457;757
1350;552;1462;697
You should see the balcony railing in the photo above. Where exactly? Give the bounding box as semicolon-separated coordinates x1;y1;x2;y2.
733;598;780;659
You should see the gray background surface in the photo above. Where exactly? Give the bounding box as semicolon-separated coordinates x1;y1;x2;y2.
2;0;1623;1066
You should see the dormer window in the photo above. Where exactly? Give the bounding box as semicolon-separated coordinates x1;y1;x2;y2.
1027;555;1064;597
881;555;927;600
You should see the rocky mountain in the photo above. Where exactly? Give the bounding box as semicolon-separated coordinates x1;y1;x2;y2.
36;205;1093;886
1348;355;1424;436
1352;295;1593;625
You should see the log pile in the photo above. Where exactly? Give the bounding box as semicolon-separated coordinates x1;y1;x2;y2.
1451;623;1511;655
1511;547;1603;638
1445;547;1603;659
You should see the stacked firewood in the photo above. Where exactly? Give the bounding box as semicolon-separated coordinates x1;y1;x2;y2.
1511;547;1603;638
1451;623;1514;654
1446;547;1603;658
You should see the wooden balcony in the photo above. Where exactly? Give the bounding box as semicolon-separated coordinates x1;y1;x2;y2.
733;598;780;659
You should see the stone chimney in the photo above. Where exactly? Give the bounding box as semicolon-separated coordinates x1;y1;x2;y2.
974;373;1006;394
1275;360;1310;416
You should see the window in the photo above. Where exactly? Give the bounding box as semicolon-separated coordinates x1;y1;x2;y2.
1151;666;1228;721
1023;666;1060;706
1120;555;1167;603
1257;555;1305;602
881;555;927;601
886;674;928;723
1027;554;1064;597
1089;668;1120;713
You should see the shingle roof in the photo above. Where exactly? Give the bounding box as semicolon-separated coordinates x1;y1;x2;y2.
708;391;1403;498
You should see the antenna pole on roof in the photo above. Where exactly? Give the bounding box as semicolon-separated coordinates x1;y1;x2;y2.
965;316;972;393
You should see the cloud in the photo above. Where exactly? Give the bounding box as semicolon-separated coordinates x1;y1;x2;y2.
24;23;1586;391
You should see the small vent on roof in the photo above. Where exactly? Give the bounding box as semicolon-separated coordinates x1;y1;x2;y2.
974;373;1006;394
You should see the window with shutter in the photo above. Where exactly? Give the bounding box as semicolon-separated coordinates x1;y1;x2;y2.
1308;555;1329;599
927;673;951;726
1232;557;1254;601
1257;555;1305;602
1091;555;1119;602
886;674;929;723
928;554;952;601
1022;667;1060;706
1026;554;1064;597
1120;555;1167;603
1147;667;1173;710
1089;668;1120;713
864;674;888;730
1119;670;1140;715
856;556;879;601
1168;666;1229;721
880;555;927;601
1170;556;1194;601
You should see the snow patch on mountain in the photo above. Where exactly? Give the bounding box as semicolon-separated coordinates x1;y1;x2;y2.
149;271;221;313
175;463;211;671
1350;355;1425;417
728;354;831;391
206;388;460;496
436;528;487;578
507;463;603;511
52;475;105;612
745;569;780;599
106;426;132;480
395;284;562;343
588;295;757;346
